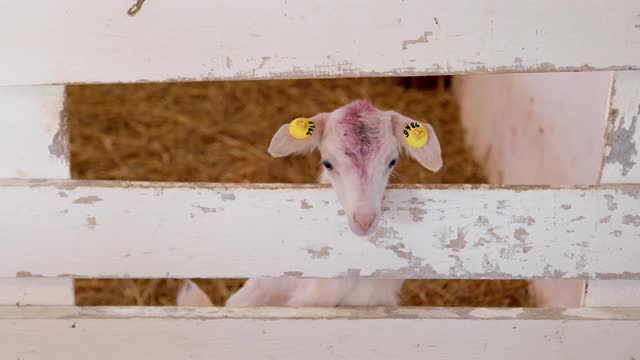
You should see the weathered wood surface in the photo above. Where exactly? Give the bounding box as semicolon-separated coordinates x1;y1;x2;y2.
0;279;74;306
584;280;640;307
587;71;640;305
600;71;640;183
453;71;640;308
0;86;69;178
1;0;639;85
0;85;73;305
1;306;639;360
453;71;616;306
1;180;638;279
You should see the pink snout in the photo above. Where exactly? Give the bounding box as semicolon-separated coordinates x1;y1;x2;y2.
349;211;379;236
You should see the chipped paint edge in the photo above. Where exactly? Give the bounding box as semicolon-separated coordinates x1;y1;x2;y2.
2;306;640;321
5;65;640;88
2;178;640;193
47;90;69;164
597;71;617;183
600;70;640;183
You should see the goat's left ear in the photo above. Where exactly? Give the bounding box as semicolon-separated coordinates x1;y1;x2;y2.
388;111;443;172
268;113;329;158
176;280;213;307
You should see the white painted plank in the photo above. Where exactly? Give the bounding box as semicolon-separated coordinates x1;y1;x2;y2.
600;71;640;183
4;305;640;321
584;280;640;307
1;0;639;85
592;71;640;308
454;72;612;185
453;72;621;307
1;306;639;360
0;85;73;305
1;180;638;279
0;86;69;179
0;278;74;306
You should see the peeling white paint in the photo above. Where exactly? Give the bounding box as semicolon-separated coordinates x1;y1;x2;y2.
1;180;638;279
0;86;73;306
601;71;640;183
0;1;639;85
0;86;69;178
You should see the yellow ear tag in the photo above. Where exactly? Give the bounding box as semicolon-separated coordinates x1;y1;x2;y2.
403;122;429;148
288;117;316;139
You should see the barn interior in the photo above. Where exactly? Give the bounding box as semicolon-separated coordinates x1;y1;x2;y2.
67;76;532;307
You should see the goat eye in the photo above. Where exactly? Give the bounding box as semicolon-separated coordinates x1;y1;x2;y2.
322;160;334;170
388;159;397;168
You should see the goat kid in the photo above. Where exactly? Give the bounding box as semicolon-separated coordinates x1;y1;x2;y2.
178;100;442;307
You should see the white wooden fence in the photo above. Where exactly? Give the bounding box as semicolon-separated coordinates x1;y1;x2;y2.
1;1;639;359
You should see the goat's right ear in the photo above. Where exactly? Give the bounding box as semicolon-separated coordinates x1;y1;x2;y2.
268;113;328;157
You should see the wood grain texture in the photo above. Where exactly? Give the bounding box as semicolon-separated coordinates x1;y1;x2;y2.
600;71;640;183
1;0;639;85
0;86;69;178
1;306;639;360
1;180;638;280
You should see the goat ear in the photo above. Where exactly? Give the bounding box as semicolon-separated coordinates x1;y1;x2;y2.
268;113;328;157
176;280;213;307
389;111;443;172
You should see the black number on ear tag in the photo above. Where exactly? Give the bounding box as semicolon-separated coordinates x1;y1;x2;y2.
306;121;316;136
403;129;409;137
410;122;419;128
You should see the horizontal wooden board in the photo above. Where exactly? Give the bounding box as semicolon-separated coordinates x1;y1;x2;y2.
600;71;640;183
1;306;639;360
584;280;640;307
0;278;74;306
1;180;639;279
1;0;640;85
0;86;74;305
0;86;69;178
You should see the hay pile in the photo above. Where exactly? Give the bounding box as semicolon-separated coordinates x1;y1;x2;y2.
67;77;532;307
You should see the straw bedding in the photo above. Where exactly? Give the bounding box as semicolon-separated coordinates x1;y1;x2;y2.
67;77;532;307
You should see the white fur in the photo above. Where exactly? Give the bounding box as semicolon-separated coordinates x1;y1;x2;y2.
176;280;213;307
180;101;442;308
226;278;404;307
